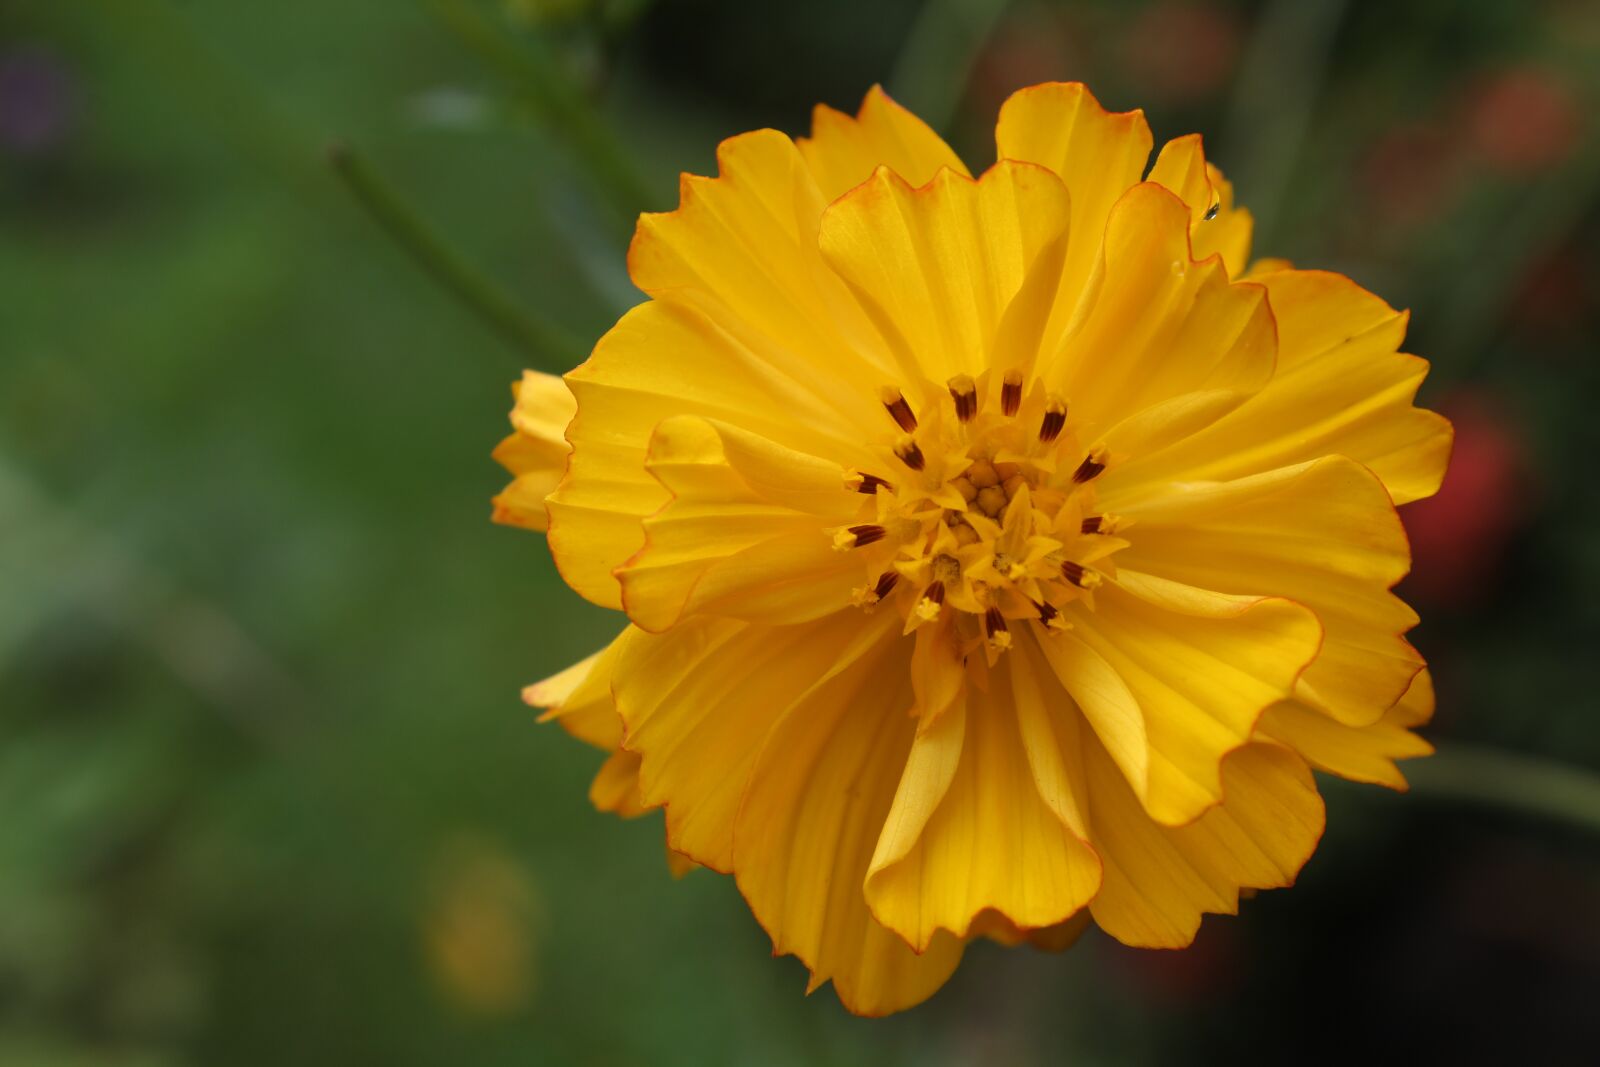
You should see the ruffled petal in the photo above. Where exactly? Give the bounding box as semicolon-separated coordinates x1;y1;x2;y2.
798;85;970;202
1146;134;1215;227
1110;456;1421;726
863;639;1101;949
732;628;965;1015
588;749;649;818
613;612;900;871
523;629;653;817
1086;740;1325;948
1105;269;1452;506
1065;575;1322;825
1259;669;1435;790
994;82;1154;324
616;416;864;631
1146;138;1255;279
553;129;929;608
550;298;880;609
522;627;638;750
491;370;576;532
628;128;891;401
1192;164;1254;278
818;160;1074;388
1042;183;1277;445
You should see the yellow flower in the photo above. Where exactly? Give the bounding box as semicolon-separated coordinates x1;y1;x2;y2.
493;83;1452;1015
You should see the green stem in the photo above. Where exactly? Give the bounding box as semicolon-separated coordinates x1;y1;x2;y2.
328;142;583;371
424;0;654;226
1403;744;1600;835
1220;0;1348;245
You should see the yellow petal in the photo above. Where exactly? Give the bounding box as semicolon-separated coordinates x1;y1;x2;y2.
588;749;649;818
732;627;965;1016
994;82;1154;324
1111;456;1422;726
1259;669;1435;789
1042;183;1277;438
1067;575;1322;825
1106;269;1452;506
1033;628;1148;806
491;370;576;532
1146;134;1215;226
522;627;640;751
628;128;892;399
550;299;879;609
616;415;864;631
1193;164;1254;278
665;845;699;879
865;643;1101;949
614;612;899;871
818;161;1074;388
798;85;970;202
969;908;1090;952
1086;740;1325;948
1147;140;1255;280
555;129;927;608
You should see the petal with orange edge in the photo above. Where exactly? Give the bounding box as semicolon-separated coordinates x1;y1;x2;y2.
614;611;899;872
864;643;1101;950
994;82;1154;319
491;370;576;532
629;128;891;394
616;415;864;632
1042;183;1276;442
819;161;1073;389
1109;456;1422;726
523;627;639;750
1087;740;1325;948
798;85;970;202
1106;269;1453;506
1192;163;1254;278
550;298;880;609
1146;134;1216;226
1065;575;1322;826
732;631;965;1016
1259;669;1435;790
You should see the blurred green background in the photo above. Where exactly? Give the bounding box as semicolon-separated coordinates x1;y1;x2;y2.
3;0;1598;1063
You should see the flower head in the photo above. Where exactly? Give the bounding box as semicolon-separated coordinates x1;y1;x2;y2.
494;83;1452;1015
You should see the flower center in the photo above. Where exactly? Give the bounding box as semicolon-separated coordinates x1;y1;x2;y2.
835;370;1130;656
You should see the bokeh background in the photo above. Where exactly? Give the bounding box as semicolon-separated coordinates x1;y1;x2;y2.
4;0;1599;1063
